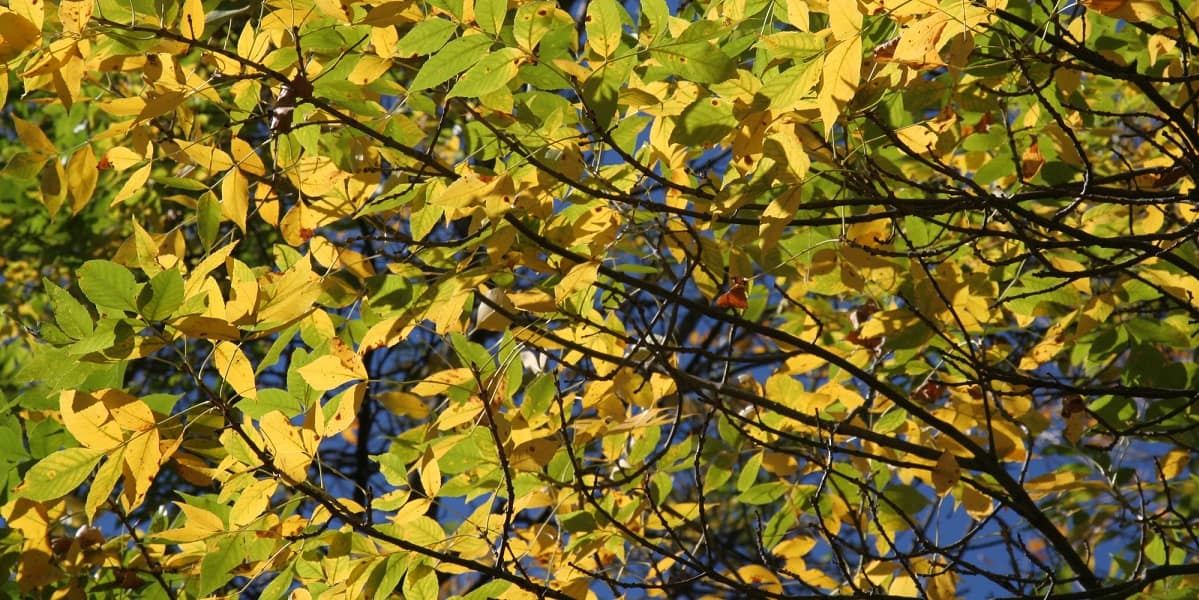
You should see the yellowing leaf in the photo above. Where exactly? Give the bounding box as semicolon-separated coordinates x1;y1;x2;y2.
586;0;623;58
213;341;258;399
15;447;104;501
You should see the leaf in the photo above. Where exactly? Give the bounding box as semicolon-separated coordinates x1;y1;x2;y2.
44;278;93;339
180;0;205;40
409;34;492;91
817;36;862;134
78;260;140;313
260;410;319;483
111;163;152;206
931;451;959;496
650;41;734;84
12;115;55;155
15;447;104;501
298;354;365;391
39;159;66;219
586;0;624;58
197;191;221;251
213;341;258;399
85;448;125;522
448;47;523;99
220;167;249;232
139;269;185;320
396;18;458;57
65;146;98;214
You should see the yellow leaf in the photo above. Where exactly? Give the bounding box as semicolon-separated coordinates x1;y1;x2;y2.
256;258;322;327
180;0;205;40
737;564;783;594
121;427;162;511
299;354;366;391
58;0;92;34
111;163;152;206
220;167;249;232
260;410;319;483
65;146;98;214
961;483;992;519
3;498;57;590
323;383;365;437
419;448;441;497
828;0;862;41
230;137;266;176
931;450;959;496
437;397;485;430
11;115;55;155
1160;449;1190;480
59;389;124;451
103;146;146;170
213;341;258;399
510;437;561;471
817;35;861;135
230;479;277;528
39;159;66;219
178;140;234;172
359;316;416;353
85;448;124;522
157;502;225;542
0;12;41;63
412;368;477;396
378;391;430;418
555;261;600;306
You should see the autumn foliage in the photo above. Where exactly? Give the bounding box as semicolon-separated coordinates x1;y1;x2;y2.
2;0;1199;598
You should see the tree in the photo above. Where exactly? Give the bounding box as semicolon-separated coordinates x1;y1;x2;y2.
3;0;1199;597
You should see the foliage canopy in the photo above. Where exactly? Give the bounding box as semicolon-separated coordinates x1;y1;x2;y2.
3;0;1199;598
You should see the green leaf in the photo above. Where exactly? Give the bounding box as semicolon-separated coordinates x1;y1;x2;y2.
650;40;734;83
671;95;737;146
396;18;458;58
197;191;220;251
736;481;788;505
78;260;140;312
560;510;598;532
199;535;243;597
16;447;104;501
474;0;506;35
402;563;439;600
139;268;185;321
373;553;409;599
44;278;93;340
736;451;763;492
409;35;492;91
448;47;523;99
521;373;556;420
